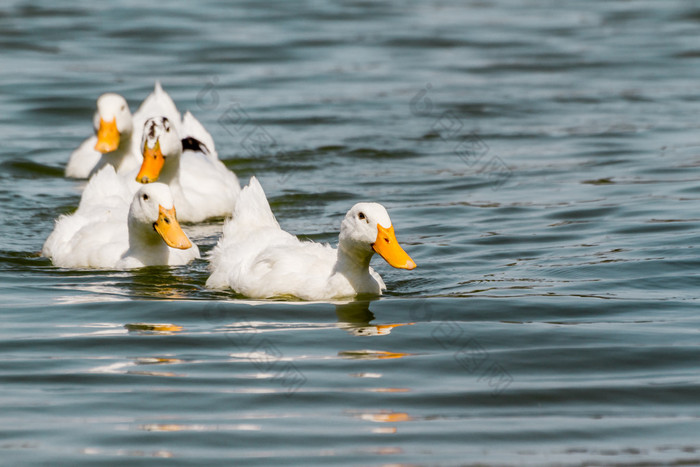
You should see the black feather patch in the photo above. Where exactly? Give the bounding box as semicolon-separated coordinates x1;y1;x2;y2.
181;137;210;155
147;121;157;138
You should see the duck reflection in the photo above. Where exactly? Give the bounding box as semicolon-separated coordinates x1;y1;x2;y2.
358;411;413;423
89;356;184;377
334;300;413;337
348;409;415;435
126;265;196;300
124;323;183;335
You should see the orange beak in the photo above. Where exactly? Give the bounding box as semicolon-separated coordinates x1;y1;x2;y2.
372;224;416;270
94;118;120;153
153;205;192;249
136;140;165;183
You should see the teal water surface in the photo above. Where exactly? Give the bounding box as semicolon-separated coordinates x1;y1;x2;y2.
3;1;700;465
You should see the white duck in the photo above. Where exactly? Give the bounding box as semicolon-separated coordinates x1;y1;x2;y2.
206;177;416;300
43;166;199;269
135;114;240;223
65;82;181;179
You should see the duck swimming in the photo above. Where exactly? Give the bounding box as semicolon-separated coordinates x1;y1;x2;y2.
65;82;181;179
43;167;199;269
135;114;240;223
206;177;416;300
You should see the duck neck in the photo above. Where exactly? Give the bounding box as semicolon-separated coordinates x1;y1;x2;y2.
158;153;181;186
127;220;170;265
336;241;374;277
102;132;133;171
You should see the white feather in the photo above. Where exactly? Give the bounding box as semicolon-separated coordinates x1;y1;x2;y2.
65;82;182;179
43;167;199;269
137;113;240;222
206;177;414;300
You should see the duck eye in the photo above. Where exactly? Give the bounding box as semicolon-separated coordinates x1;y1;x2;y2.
142;194;149;201
164;217;170;224
358;212;365;220
121;105;125;111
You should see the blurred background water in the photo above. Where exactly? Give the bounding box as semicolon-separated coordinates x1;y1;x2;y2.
2;0;700;465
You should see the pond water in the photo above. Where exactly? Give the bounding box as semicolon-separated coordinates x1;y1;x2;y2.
2;0;700;465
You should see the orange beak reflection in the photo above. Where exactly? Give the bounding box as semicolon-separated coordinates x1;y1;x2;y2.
153;205;191;250
94;118;120;153
372;224;416;270
137;140;165;183
374;323;414;335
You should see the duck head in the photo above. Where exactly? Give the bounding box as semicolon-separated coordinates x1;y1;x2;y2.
129;183;192;249
136;116;181;184
93;93;133;153
339;203;416;270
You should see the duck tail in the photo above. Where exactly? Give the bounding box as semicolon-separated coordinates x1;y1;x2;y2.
226;176;279;233
134;81;181;129
181;111;217;157
77;165;128;211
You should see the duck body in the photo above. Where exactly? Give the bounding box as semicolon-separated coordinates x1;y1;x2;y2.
65;82;181;179
136;113;240;223
206;177;416;300
65;137;103;179
43;166;199;269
